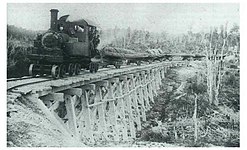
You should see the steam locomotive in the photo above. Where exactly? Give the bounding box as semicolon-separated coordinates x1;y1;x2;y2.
28;9;206;79
28;9;101;78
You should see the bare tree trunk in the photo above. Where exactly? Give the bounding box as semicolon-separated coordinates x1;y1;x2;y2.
181;125;185;142
206;29;214;104
204;25;228;106
173;125;178;141
193;93;198;143
216;25;228;104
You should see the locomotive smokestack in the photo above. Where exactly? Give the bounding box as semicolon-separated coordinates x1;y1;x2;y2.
50;9;59;31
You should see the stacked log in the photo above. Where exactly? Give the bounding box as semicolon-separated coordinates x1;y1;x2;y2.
101;47;150;59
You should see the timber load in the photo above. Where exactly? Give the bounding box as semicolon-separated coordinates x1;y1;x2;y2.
101;46;150;59
99;46;206;68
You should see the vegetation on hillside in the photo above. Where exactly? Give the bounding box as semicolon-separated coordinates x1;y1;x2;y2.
112;23;241;147
137;24;239;147
7;25;41;78
140;60;239;147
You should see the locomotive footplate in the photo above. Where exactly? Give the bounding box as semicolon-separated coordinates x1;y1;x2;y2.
28;54;64;63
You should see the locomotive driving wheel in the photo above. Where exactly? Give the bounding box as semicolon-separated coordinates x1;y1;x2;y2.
114;62;121;69
75;63;81;75
29;64;35;77
89;62;99;73
59;64;66;78
51;65;60;79
68;63;75;76
29;64;40;77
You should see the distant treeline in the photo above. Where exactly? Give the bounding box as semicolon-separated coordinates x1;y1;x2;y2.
101;24;240;55
8;25;38;41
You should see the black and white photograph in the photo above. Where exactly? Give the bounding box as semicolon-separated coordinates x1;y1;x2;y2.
5;2;242;148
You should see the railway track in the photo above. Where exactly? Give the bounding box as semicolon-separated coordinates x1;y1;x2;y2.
7;61;182;97
7;64;137;91
7;78;52;91
7;76;34;82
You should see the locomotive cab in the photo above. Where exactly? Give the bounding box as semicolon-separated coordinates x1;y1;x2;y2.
58;17;98;58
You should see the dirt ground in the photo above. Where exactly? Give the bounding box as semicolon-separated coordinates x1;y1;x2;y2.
7;95;84;147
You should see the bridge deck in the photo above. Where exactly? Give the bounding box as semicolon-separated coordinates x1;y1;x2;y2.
7;60;188;144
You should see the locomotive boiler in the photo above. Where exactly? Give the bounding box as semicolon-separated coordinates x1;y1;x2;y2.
28;9;100;78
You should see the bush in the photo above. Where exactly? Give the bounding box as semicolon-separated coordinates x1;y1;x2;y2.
7;25;36;78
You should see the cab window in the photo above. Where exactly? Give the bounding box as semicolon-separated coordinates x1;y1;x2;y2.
75;25;85;33
75;25;86;42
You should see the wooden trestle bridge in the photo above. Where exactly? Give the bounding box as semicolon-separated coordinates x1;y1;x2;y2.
7;61;188;144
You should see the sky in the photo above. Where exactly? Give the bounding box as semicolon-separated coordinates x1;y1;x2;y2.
7;3;239;34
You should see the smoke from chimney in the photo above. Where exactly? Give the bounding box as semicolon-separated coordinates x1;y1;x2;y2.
50;9;59;31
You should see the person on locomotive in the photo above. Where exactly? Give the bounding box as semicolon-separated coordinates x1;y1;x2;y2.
74;25;84;33
59;26;64;31
69;27;76;36
93;34;100;50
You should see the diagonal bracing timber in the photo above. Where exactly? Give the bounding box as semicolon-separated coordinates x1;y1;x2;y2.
7;61;187;144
